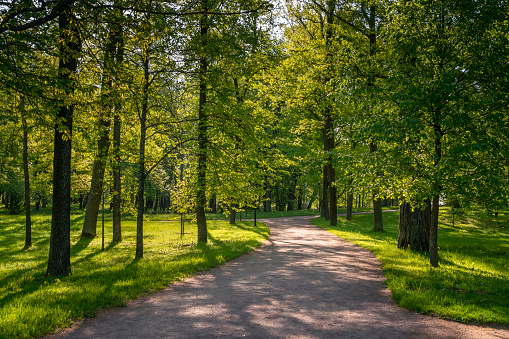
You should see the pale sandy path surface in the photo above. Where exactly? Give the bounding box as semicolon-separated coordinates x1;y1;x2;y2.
50;216;509;338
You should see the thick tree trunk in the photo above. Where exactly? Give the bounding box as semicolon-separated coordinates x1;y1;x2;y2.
196;5;209;243
372;194;383;231
398;202;429;251
47;3;78;276
22;114;31;248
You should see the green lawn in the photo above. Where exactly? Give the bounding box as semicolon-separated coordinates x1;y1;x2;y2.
312;208;509;325
0;210;269;338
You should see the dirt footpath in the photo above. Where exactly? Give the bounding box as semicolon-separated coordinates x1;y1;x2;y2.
51;216;509;338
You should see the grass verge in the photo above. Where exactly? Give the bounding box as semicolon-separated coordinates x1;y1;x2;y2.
0;211;269;338
312;208;509;326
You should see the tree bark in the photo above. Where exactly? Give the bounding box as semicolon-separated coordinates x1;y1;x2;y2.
346;192;354;221
262;178;270;212
430;193;440;267
22;112;31;248
112;17;124;242
229;203;238;224
112;113;122;241
423;197;431;241
321;165;329;219
323;0;337;226
46;2;79;276
297;186;303;210
398;201;429;251
370;142;384;231
135;50;150;259
82;19;119;238
287;171;298;211
196;2;209;243
429;116;443;267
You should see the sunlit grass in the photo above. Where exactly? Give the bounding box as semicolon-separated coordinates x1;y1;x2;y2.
312;208;509;325
0;209;269;338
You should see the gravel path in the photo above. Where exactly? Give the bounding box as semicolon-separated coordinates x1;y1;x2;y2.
51;216;509;338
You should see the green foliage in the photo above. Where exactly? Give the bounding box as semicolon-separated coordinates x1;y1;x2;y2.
312;209;509;325
0;210;269;338
0;170;24;215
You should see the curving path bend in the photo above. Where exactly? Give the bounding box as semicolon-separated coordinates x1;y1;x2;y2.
51;216;509;338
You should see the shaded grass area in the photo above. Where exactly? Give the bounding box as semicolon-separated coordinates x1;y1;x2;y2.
312;208;509;326
0;210;269;338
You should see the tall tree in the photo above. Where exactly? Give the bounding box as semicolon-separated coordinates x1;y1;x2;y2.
82;8;124;238
380;0;509;266
47;1;80;276
21;97;31;248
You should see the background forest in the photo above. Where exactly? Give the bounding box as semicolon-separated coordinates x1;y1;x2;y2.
0;1;509;333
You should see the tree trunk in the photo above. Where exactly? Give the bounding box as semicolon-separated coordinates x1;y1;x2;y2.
22;113;31;248
398;202;429;251
111;0;123;242
423;197;431;241
112;114;122;241
297;186;303;210
322;1;337;226
346;192;354;221
135;48;150;259
287;172;298;211
370;142;383;231
321;165;329;219
196;4;209;243
82;20;119;238
430;193;440;267
229;203;238;224
47;3;79;276
264;178;271;212
325;114;337;226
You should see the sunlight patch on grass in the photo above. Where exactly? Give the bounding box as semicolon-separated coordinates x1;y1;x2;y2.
0;212;269;338
312;209;509;325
